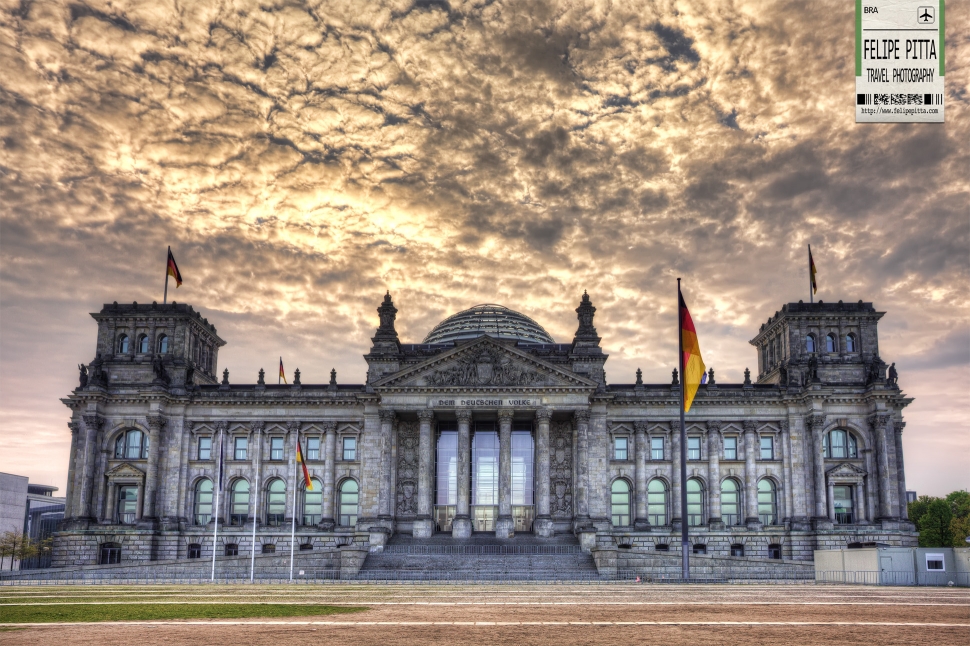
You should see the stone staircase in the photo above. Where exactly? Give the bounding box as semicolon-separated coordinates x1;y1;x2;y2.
357;533;601;581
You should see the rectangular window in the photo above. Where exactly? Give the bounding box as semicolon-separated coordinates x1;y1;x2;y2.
614;437;628;460
197;437;211;461
687;436;701;460
306;437;320;460
925;554;945;571
234;437;248;461
650;437;664;460
342;436;357;461
723;436;737;460
760;435;774;460
270;437;284;460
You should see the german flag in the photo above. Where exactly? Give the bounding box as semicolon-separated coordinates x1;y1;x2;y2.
278;357;287;385
296;438;312;490
809;245;818;295
679;287;707;413
166;247;183;287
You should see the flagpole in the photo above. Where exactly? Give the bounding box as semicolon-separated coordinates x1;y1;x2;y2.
211;428;223;581
163;246;170;305
279;357;282;385
250;429;261;583
289;431;297;581
808;244;814;304
677;278;690;582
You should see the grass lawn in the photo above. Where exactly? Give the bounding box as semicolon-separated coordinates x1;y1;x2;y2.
0;603;366;624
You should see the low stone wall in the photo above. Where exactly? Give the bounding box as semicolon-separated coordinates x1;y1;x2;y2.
592;546;815;580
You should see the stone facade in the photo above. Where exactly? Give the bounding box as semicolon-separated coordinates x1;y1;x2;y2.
54;295;916;568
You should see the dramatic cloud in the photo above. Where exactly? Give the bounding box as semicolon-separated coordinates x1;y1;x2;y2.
1;0;967;495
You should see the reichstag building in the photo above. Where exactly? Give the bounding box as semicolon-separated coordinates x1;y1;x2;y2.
54;292;916;571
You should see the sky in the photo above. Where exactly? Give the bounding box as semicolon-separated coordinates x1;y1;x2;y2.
0;0;967;497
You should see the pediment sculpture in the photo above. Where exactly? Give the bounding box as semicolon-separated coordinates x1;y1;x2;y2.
427;348;545;387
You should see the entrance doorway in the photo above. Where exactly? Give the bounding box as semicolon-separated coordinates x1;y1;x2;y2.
472;425;498;532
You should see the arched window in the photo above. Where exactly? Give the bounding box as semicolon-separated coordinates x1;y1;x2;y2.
845;334;856;352
826;430;858;459
339;480;359;527
118;335;129;354
157;335;169;354
758;479;777;525
303;478;323;526
647;479;668;526
137;334;149;353
686;478;704;526
99;542;122;565
806;335;816;353
230;480;250;526
266;479;286;526
721;479;741;526
610;480;631;527
825;333;837;353
194;479;213;525
116;485;138;524
114;430;147;459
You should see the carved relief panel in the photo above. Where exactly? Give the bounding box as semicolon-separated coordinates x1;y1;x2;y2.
396;421;420;517
550;420;573;519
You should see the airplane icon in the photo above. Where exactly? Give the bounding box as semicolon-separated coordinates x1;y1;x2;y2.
918;7;935;24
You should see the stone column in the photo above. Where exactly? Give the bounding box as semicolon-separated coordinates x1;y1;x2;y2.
807;414;828;521
670;427;682;530
854;482;865;523
95;448;108;522
574;410;591;528
780;419;793;523
320;422;337;530
743;421;760;528
453;409;473;538
534;408;554;537
894;421;909;520
213;422;228;525
870;413;895;520
827;480;836;521
633;422;649;530
414;410;435;538
287;421;300;524
378;410;395;523
707;421;722;528
141;414;165;523
251;421;264;527
65;422;79;518
78;414;104;522
495;409;515;538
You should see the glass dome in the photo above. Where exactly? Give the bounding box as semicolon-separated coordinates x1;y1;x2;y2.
422;304;555;345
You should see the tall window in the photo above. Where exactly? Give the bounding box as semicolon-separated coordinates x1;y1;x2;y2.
270;437;284;460
194;478;213;525
833;485;853;524
758;479;778;525
686;478;704;526
611;480;631;527
342;437;357;461
100;542;122;565
826;430;858;459
234;437;248;460
806;335;815;353
230;480;249;525
687;436;701;460
826;333;837;352
760;435;774;460
115;430;147;459
187;543;202;559
721;478;741;526
650;437;664;460
157;334;169;353
472;428;499;508
723;436;738;460
303;478;323;525
266;479;286;526
511;430;534;506
118;334;130;354
845;334;856;352
614;437;628;460
647;479;667;526
306;437;320;460
138;334;149;353
117;485;138;524
339;480;359;526
197;436;212;461
225;543;238;557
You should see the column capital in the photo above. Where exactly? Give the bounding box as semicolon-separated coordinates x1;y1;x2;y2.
895;420;906;435
742;420;758;435
779;418;790;434
82;414;104;431
251;420;265;434
379;409;396;423
417;410;435;422
455;409;472;423
286;420;301;434
214;421;230;434
146;414;166;431
706;419;722;434
806;413;827;432
68;421;80;435
868;412;890;430
535;408;553;422
498;408;514;422
321;421;337;433
573;409;591;424
633;421;648;435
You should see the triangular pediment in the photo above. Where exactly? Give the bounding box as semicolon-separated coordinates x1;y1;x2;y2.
374;336;598;389
826;462;867;477
105;462;145;478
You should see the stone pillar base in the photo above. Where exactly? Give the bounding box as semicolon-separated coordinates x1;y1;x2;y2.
708;518;725;530
633;519;651;532
879;517;902;530
790;516;812;531
671;518;683;532
412;518;434;538
452;515;472;538
317;518;336;531
533;516;554;537
136;517;160;530
495;516;514;539
812;516;834;530
744;518;763;531
577;528;597;553
368;527;391;554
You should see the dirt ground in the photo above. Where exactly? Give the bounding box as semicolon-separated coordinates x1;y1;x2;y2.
2;584;968;645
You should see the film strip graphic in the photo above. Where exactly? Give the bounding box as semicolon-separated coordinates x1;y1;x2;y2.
857;93;944;106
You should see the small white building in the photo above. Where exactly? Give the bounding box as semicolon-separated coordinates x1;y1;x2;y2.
815;546;970;586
